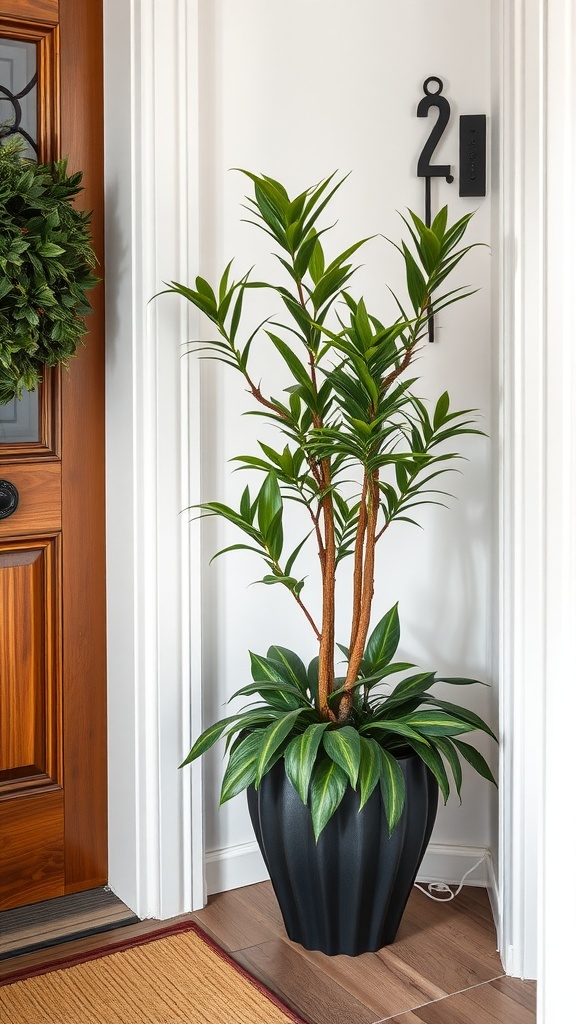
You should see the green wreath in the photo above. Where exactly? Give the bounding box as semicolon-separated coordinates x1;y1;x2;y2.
0;136;98;405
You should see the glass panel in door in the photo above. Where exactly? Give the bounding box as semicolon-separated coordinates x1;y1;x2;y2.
0;35;40;443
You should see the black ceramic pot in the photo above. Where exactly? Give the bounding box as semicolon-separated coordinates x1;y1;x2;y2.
247;752;438;956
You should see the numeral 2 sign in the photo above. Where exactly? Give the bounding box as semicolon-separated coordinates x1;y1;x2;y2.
417;76;454;341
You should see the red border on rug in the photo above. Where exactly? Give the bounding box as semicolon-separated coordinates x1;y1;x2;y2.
0;919;309;1024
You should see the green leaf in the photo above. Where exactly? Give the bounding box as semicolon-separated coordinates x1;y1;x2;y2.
266;646;309;695
361;720;429;745
310;757;348;840
363;604;400;673
376;746;406;833
401;711;476;737
307;656;319;705
284;723;329;803
387;672;436;703
266;332;313;390
37;242;66;257
423;697;498;742
257;471;282;540
358;737;381;810
220;731;263;804
405;738;450;803
309;238;325;284
435;676;489;687
434;736;463;799
322;726;361;787
433;391;450;429
179;714;240;767
254;708;304;785
249;650;290;684
452;739;497;786
402;242;427;311
431;206;448;239
230;678;306;710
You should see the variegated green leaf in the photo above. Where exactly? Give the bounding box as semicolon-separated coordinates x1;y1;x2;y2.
358;737;381;810
220;732;263;804
387;672;436;703
360;720;430;746
434;736;463;799
254;708;304;785
422;697;498;742
363;603;400;673
401;711;476;737
322;727;361;788
284;723;329;803
405;738;451;803
230;678;306;710
179;714;241;768
452;739;497;786
266;646;309;695
376;746;406;833
249;651;294;686
310;757;348;841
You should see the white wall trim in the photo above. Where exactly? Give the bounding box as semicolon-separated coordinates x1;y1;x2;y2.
206;840;495;901
104;0;205;920
418;845;494;890
498;0;546;981
539;1;576;1019
499;0;576;1004
206;841;268;896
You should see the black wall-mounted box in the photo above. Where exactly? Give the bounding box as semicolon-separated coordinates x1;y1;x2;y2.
459;114;487;197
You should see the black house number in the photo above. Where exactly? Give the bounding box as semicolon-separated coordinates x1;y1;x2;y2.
417;77;454;227
417;77;454;341
415;76;487;342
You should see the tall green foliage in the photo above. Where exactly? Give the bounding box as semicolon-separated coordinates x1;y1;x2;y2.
160;172;496;839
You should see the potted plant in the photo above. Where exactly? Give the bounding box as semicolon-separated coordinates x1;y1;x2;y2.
0;135;98;405
160;172;497;956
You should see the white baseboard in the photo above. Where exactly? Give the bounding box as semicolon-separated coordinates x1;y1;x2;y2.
417;843;493;887
206;840;268;896
206;840;496;905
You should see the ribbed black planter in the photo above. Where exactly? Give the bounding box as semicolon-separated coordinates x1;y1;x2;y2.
247;752;438;956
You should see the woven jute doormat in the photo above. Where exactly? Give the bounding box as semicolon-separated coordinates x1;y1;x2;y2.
0;920;308;1024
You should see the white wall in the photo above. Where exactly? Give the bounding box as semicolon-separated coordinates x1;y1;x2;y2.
194;0;497;893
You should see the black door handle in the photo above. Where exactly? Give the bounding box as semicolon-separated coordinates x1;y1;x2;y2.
0;480;19;520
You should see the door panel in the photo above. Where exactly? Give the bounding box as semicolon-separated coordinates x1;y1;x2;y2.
0;538;61;786
0;792;63;907
0;465;61;537
0;0;106;909
0;1;56;25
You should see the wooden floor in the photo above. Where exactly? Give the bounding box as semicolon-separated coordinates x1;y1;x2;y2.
0;881;536;1024
192;881;536;1024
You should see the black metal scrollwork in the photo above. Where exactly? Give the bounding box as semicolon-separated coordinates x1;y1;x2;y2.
0;72;39;157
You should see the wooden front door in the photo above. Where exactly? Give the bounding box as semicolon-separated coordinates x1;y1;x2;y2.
0;0;106;910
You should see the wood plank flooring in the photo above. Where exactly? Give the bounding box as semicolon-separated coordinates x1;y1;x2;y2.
192;881;537;1024
0;880;536;1024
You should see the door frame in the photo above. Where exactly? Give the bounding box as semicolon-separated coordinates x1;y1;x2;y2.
104;2;576;1013
103;0;204;921
497;0;576;1014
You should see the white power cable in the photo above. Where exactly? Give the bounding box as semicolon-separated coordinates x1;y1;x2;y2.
414;852;489;902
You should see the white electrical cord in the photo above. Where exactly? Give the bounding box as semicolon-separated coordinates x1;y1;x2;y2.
414;852;489;902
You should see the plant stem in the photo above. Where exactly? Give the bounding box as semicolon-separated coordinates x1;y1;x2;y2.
317;459;337;722
348;474;368;656
293;271;337;721
339;471;379;722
